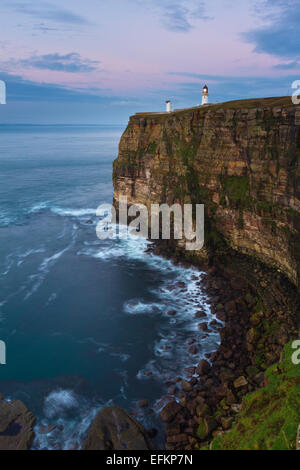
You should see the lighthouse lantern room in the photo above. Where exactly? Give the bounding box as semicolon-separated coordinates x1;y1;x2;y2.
202;85;209;106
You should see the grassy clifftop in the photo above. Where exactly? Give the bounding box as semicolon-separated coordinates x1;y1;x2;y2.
133;96;294;120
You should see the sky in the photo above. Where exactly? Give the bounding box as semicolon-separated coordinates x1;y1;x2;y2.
0;0;299;124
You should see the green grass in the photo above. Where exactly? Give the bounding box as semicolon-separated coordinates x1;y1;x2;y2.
209;341;300;450
220;175;250;202
133;96;293;121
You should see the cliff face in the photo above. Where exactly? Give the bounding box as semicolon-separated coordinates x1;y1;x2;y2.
113;97;300;288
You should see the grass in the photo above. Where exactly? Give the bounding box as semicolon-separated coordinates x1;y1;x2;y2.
133;96;293;121
209;341;300;450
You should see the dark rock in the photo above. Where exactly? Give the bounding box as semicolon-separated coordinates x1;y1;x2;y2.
198;323;208;332
167;310;177;316
166;433;189;444
181;380;193;392
188;345;198;355
82;406;155;450
221;417;233;430
0;400;36;450
138;400;148;408
184;366;196;376
147;428;158;439
186;338;196;345
160;401;182;423
233;376;248;389
196;360;211;376
195;311;206;318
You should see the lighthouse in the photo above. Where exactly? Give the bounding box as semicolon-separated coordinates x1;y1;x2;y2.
202;85;209;106
166;100;172;113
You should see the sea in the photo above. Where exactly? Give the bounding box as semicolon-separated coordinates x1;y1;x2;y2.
0;124;221;449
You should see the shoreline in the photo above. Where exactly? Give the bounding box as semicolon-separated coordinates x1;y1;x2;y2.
0;241;299;450
151;244;300;450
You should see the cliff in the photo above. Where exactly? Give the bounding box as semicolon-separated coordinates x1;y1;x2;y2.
113;96;300;289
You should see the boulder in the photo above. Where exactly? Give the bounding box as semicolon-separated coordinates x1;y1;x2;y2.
0;400;36;450
181;380;193;392
167;310;177;316
188;345;198;355
82;406;155;450
196;359;211;376
197;416;217;440
221;416;233;430
233;376;248;389
160;401;182;423
138;400;148;408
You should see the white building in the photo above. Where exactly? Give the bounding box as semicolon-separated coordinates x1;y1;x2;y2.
202;85;209;105
166;100;172;113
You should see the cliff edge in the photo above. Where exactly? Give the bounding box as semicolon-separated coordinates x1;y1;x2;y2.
113;96;300;288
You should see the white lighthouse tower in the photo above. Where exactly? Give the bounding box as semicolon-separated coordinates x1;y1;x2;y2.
166;100;172;113
202;85;209;106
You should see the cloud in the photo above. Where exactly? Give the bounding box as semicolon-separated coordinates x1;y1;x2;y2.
0;71;112;103
134;0;211;33
3;1;89;25
242;0;300;60
18;53;100;73
273;61;300;70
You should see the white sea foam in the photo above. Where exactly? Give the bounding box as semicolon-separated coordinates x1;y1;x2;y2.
51;207;97;217
44;389;79;419
17;248;45;267
28;201;51;214
124;300;162;315
24;229;77;300
0;254;14;276
27;201;97;219
34;389;101;450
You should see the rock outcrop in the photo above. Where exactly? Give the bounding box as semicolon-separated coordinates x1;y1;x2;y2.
82;406;155;450
0;396;36;450
113;96;300;288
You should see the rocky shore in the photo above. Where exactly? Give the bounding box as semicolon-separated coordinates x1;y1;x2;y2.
153;246;300;450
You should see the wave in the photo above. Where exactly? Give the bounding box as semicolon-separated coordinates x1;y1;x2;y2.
34;389;101;450
124;300;162;315
50;207;97;217
0;212;17;227
44;389;79;419
28;201;97;218
23;228;77;301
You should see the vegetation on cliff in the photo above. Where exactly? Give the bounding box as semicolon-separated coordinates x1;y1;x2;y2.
209;341;300;450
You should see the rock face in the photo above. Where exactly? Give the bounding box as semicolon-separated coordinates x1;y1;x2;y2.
0;398;36;450
82;406;155;450
113;97;300;288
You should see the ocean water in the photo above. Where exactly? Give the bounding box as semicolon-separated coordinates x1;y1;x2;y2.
0;124;221;450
